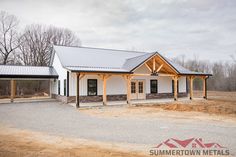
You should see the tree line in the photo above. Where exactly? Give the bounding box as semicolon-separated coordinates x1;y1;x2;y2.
0;11;80;66
0;11;235;91
172;55;236;91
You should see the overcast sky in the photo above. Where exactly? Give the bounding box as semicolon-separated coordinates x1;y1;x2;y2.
1;0;236;62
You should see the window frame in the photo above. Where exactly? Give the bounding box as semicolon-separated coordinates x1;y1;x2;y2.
87;79;98;96
138;81;144;93
150;79;158;94
131;81;136;94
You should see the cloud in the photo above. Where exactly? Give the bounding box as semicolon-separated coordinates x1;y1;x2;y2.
0;0;236;61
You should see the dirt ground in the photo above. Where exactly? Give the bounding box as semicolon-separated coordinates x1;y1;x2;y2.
81;91;236;122
152;91;236;115
0;125;147;157
0;91;235;157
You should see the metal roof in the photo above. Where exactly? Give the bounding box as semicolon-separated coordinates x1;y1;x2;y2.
54;45;211;76
123;52;156;71
54;45;147;73
66;66;130;73
0;65;58;78
161;55;212;76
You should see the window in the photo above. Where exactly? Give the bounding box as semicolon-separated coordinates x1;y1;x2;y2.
150;80;158;93
138;82;143;93
64;79;66;96
131;82;136;93
58;80;60;95
87;79;97;96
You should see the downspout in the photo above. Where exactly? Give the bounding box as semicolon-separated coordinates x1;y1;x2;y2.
67;71;69;97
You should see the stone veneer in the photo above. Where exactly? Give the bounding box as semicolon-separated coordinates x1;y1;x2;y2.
52;93;187;103
146;92;187;99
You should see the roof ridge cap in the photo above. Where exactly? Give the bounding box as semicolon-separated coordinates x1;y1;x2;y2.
54;44;147;54
65;65;123;69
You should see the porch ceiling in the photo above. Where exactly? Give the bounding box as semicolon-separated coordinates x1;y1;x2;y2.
140;54;177;75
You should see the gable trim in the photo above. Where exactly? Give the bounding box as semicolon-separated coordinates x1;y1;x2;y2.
156;53;180;74
131;52;180;74
130;52;157;72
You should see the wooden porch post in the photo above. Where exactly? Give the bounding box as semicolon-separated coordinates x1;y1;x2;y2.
76;73;80;108
10;79;15;103
202;77;206;99
127;76;131;104
123;75;131;104
172;76;178;101
203;76;208;99
189;76;194;100
98;74;110;106
102;75;107;105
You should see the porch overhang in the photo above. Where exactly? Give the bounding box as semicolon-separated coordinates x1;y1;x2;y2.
0;65;59;79
0;75;58;79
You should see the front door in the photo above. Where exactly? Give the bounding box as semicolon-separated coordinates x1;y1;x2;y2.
131;80;146;100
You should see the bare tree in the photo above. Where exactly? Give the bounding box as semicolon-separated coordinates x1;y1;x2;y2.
18;24;80;66
230;52;236;63
47;26;81;46
172;54;236;91
0;11;19;64
18;25;51;66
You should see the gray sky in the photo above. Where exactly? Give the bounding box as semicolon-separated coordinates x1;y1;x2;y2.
1;0;236;62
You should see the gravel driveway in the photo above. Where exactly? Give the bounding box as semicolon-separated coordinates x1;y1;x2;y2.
0;101;235;155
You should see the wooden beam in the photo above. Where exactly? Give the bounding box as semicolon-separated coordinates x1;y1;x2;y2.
131;73;150;76
202;76;208;99
79;74;85;80
152;58;156;72
98;74;111;80
131;73;175;77
144;63;152;72
202;77;205;99
172;76;178;101
158;73;175;77
98;74;111;105
103;76;107;105
189;76;194;100
123;75;132;104
10;79;15;103
127;77;131;104
76;73;80;108
156;64;163;73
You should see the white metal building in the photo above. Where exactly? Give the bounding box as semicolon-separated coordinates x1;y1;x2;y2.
50;45;211;107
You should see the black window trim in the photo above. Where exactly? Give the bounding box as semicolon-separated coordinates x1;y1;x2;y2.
150;79;158;94
87;79;98;96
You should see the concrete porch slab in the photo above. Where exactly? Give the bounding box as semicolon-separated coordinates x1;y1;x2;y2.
69;97;203;108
